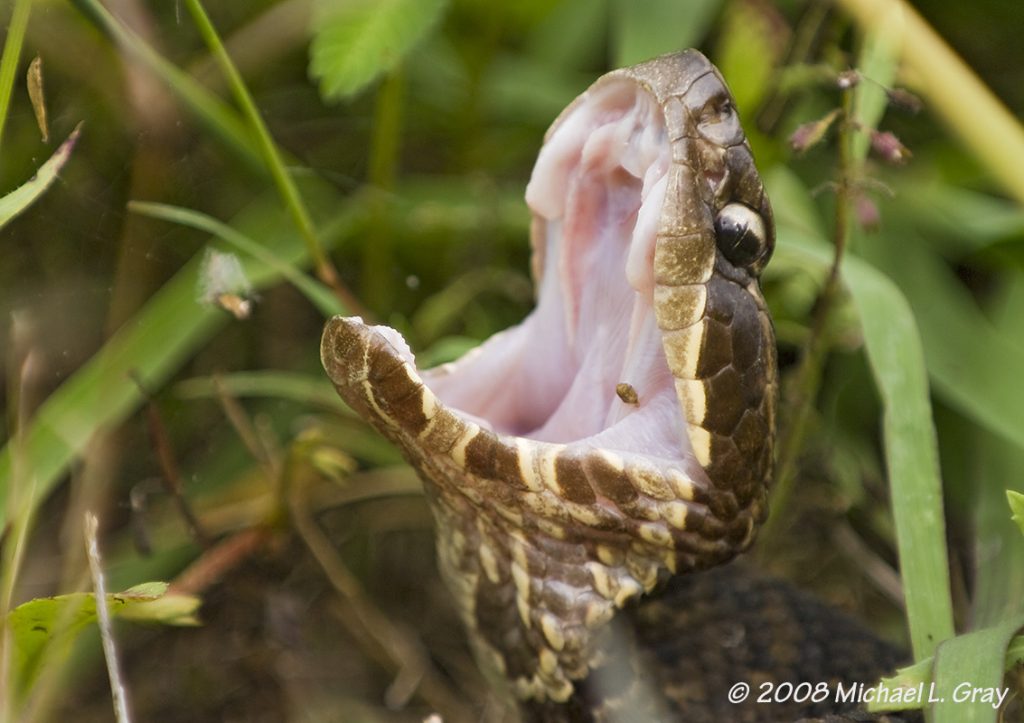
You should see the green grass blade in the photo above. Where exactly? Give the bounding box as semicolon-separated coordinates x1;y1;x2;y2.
0;126;80;230
183;0;333;278
70;0;262;172
0;182;366;528
0;0;32;152
129;201;344;318
843;252;955;660
848;0;899;163
174;371;349;414
780;222;955;660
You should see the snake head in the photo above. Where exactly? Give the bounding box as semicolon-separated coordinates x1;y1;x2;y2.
322;50;776;704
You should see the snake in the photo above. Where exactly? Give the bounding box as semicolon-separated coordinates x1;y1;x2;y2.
321;51;906;722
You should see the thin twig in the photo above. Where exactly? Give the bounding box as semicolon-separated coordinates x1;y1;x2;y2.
212;374;280;480
84;513;132;723
831;522;905;608
169;527;271;596
132;372;211;547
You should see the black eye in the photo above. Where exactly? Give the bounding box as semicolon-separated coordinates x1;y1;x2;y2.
714;203;767;269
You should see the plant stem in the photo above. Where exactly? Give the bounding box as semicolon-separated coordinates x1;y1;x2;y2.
765;86;855;535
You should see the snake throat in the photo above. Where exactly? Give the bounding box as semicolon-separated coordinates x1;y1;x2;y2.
321;50;777;705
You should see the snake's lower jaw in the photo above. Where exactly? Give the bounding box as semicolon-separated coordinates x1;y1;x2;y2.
322;50;776;705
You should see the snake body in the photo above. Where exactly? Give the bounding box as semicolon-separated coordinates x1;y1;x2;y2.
322;51;900;720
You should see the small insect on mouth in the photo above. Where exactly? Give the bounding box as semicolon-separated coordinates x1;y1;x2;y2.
616;383;640;405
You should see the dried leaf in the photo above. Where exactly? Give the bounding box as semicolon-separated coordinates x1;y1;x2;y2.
26;55;48;142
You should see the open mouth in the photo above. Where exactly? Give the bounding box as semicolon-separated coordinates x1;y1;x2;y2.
419;80;698;477
322;54;777;558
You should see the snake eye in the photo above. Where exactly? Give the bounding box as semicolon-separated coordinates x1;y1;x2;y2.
714;203;768;270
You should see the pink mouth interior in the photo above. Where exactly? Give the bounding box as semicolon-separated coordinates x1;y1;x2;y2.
376;82;698;470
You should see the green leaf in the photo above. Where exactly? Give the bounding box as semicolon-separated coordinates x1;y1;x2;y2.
870;624;1024;716
610;0;721;67
310;0;448;101
0;125;80;231
869;657;934;711
1009;491;1024;537
931;617;1024;723
5;582;199;697
116;592;201;627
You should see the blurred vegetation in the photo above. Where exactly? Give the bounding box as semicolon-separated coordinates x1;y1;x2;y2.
1;0;1023;721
